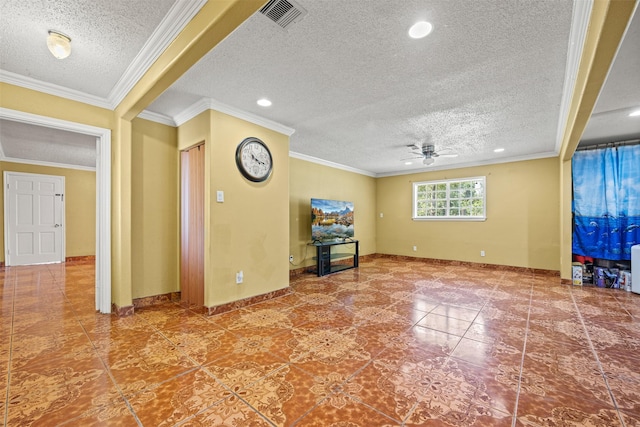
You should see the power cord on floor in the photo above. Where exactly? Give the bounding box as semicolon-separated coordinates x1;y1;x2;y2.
289;244;312;267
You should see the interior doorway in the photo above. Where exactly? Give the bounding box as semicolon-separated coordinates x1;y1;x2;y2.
0;107;111;313
180;142;204;306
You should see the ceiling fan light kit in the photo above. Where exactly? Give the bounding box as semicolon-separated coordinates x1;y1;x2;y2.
406;143;457;166
47;31;71;59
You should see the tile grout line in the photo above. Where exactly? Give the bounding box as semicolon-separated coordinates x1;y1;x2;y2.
7;262;635;425
74;307;145;426
149;306;297;424
180;364;283;427
265;278;402;425
510;278;534;427
118;311;231;426
62;272;142;427
569;289;627;427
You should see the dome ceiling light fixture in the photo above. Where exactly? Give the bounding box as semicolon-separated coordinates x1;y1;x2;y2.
47;31;72;59
408;21;433;39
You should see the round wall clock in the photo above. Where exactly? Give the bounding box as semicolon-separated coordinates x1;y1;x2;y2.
235;137;273;182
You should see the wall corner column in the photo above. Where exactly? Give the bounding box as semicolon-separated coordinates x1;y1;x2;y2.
556;0;636;280
111;116;133;310
560;158;573;280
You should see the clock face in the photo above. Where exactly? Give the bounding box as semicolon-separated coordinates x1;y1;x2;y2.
235;137;273;182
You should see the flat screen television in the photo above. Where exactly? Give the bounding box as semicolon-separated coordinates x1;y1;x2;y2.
311;198;354;242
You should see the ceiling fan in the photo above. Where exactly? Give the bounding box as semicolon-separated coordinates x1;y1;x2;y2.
405;143;458;165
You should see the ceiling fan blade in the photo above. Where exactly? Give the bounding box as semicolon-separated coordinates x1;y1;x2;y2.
431;152;440;158
438;153;459;158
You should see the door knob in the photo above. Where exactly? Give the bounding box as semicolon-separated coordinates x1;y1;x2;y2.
54;224;62;228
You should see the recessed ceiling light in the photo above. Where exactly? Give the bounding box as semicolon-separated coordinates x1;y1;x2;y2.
629;109;640;117
405;162;413;165
257;98;272;107
494;148;505;153
408;21;433;39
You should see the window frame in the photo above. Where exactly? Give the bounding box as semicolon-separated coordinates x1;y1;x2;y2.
412;176;486;221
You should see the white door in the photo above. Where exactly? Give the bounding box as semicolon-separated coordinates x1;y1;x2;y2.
4;172;65;266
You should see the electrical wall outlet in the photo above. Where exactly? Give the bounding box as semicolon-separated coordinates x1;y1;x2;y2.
289;255;294;262
413;246;417;252
480;250;485;257
236;270;243;284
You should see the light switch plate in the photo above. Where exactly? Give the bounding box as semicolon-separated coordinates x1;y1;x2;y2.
216;190;224;202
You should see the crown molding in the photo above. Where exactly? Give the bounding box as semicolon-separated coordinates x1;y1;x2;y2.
109;0;207;107
290;148;559;178
0;70;112;110
1;1;206;112
289;151;376;177
590;105;640;118
173;98;296;136
208;99;296;136
555;0;593;152
0;156;96;172
0;107;108;137
172;98;210;126
376;151;559;178
137;110;176;126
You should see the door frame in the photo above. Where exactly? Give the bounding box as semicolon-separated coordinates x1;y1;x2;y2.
0;108;111;314
4;171;66;265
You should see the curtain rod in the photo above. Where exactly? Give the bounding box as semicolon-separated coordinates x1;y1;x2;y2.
575;138;640;152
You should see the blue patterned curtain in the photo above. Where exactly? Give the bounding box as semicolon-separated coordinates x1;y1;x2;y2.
572;144;640;261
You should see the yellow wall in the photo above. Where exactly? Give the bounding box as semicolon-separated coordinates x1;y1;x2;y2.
376;157;560;270
0;83;113;130
0;0;629;300
289;158;377;269
0;85;182;304
177;111;210;151
208;111;290;305
178;110;290;307
0;162;96;262
1;78;564;309
131;118;179;299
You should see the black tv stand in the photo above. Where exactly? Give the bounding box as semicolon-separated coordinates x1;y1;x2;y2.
310;240;359;277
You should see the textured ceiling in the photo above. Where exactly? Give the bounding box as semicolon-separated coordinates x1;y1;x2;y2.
0;0;638;174
0;119;96;168
148;0;576;175
0;0;177;100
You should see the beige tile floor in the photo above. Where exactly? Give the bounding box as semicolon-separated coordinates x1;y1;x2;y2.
1;257;640;426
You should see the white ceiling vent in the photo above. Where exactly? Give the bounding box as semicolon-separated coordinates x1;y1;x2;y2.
259;0;308;30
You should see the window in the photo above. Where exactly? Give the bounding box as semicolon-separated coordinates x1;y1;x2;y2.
413;176;486;220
